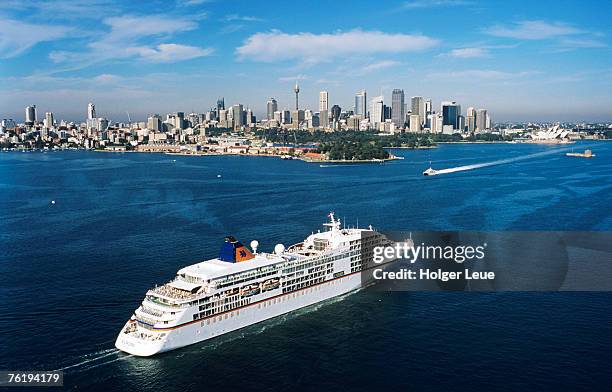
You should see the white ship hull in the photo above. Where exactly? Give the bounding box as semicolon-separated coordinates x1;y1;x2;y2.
115;272;363;356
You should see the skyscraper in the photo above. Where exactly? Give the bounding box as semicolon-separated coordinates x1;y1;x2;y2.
44;112;54;128
292;110;304;129
391;89;405;127
411;96;425;126
476;109;488;132
273;111;282;124
441;101;461;130
216;98;225;112
319;91;329;112
319;91;329;129
466;107;476;133
354;90;367;117
25;105;37;125
369;96;384;127
266;98;278;120
410;114;421;132
330;105;341;122
147;114;162;132
87;102;96;120
232;104;244;129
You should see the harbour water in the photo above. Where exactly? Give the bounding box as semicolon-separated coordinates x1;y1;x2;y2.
1;142;611;391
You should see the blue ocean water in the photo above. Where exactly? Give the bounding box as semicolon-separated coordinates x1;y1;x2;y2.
1;142;611;391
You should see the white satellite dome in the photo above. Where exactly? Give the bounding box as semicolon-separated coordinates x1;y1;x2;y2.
274;244;285;255
250;240;259;253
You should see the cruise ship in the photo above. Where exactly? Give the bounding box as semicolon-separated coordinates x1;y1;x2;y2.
115;213;391;356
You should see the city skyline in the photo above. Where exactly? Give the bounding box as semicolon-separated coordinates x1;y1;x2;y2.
1;0;611;122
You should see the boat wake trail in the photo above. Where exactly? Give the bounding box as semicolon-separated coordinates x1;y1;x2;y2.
54;348;130;373
431;147;573;175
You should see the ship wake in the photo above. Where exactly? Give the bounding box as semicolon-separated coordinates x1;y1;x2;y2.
429;147;573;175
54;348;133;374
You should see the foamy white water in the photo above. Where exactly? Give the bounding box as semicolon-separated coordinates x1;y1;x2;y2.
431;146;574;175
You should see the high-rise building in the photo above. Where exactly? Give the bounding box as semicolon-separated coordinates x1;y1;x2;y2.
466;107;476;133
409;114;421;132
441;101;461;130
431;113;443;133
391;89;405;127
319;91;329;112
175;112;185;130
217;98;225;111
25;105;37;125
87;102;96;120
354;90;367;117
246;108;254;126
98;118;109;132
232;104;244;129
369;96;384;127
320;110;329;128
273;111;282;124
44;112;54;128
476;109;488;132
216;109;226;127
266;98;278;120
292;109;304;129
282;110;291;125
425;99;432;116
147;114;162;132
411;96;425;126
330;105;341;122
383;105;392;121
1;119;16;132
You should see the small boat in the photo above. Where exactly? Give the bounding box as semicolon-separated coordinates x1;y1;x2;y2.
565;149;595;158
423;167;438;176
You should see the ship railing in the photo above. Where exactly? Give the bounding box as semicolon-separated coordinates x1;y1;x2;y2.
138;306;163;318
135;314;157;326
150;284;197;300
286;242;304;252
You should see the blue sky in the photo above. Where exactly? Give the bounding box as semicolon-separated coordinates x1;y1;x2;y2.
1;0;611;122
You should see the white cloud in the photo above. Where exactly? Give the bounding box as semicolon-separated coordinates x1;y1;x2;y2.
558;38;607;49
429;69;537;80
48;14;212;68
0;18;70;59
402;0;472;9
236;30;439;63
0;0;120;19
362;60;401;72
127;44;213;62
178;0;210;5
278;74;309;82
92;74;122;83
447;47;489;58
224;14;262;22
485;20;584;40
95;15;200;47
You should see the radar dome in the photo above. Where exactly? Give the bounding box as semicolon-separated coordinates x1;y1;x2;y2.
274;244;285;255
250;240;259;253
